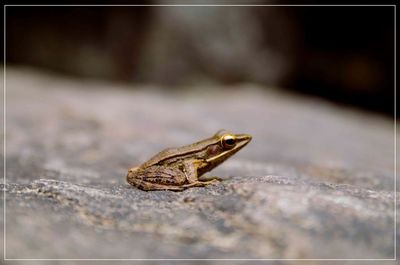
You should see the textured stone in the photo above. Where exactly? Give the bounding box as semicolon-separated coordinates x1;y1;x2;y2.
1;68;398;263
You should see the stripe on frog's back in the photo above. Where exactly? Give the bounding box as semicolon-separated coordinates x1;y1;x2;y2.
141;137;219;167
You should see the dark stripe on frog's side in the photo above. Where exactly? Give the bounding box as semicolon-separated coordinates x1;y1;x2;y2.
141;137;218;168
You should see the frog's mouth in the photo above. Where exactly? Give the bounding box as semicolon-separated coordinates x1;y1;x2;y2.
205;134;252;164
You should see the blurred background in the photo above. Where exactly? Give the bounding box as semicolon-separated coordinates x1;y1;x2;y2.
4;3;395;115
3;4;398;260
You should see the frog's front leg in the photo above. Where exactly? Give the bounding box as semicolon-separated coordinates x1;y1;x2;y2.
127;165;186;191
181;159;220;187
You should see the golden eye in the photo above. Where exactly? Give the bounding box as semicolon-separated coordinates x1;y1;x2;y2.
221;134;236;149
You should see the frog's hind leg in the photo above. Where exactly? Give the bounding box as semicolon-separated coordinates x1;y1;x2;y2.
127;165;188;191
128;178;185;191
126;169;185;191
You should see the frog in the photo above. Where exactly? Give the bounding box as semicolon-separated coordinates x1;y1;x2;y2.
126;130;252;191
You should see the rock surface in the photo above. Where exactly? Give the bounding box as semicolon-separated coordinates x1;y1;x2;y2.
1;68;398;263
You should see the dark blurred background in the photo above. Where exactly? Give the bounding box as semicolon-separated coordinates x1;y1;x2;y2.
4;4;395;115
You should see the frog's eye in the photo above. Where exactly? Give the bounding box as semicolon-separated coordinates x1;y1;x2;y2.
221;134;236;149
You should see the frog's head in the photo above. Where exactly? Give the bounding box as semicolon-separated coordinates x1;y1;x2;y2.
198;130;252;174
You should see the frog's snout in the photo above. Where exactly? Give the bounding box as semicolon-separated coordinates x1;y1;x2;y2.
236;134;252;143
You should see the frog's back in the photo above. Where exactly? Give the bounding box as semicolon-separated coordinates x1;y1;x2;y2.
141;138;215;168
141;147;185;168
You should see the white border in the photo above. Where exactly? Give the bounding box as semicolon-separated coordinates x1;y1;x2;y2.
394;3;397;261
3;2;6;261
2;4;397;261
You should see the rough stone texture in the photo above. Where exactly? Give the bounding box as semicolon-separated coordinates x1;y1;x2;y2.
1;67;398;263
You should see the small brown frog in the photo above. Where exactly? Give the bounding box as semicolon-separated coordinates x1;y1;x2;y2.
126;130;252;191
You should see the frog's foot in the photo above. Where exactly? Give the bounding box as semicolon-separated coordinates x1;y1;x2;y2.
182;179;220;188
198;175;223;182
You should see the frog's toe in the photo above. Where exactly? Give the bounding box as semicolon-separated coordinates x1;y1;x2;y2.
198;175;223;181
207;179;220;185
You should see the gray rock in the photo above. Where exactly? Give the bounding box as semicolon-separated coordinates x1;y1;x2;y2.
1;68;398;263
